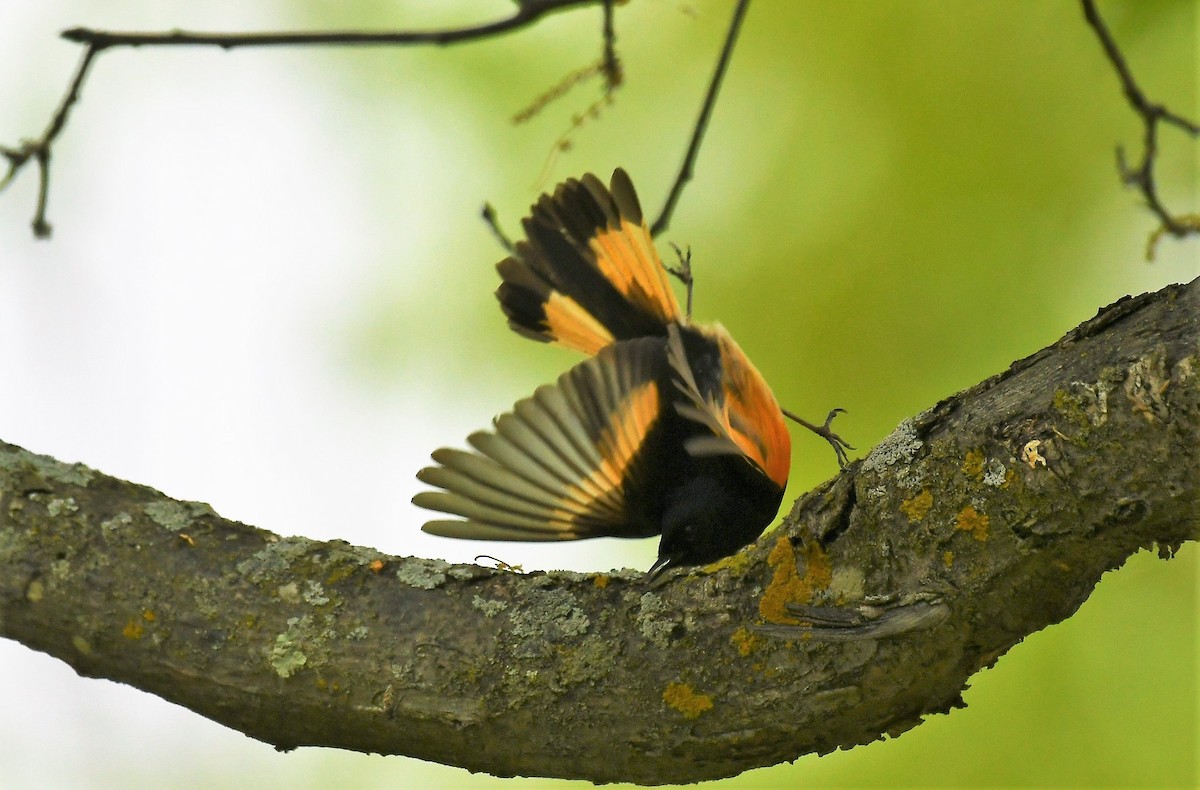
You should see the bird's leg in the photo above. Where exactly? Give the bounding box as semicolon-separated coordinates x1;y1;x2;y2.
782;407;854;468
666;242;694;319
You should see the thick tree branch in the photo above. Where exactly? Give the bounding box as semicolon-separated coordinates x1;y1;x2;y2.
1;278;1197;784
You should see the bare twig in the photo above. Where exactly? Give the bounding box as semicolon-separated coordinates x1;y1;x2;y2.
481;203;515;254
0;45;100;238
650;0;751;237
600;0;621;90
0;0;602;239
59;0;597;49
1081;0;1200;257
521;0;624;188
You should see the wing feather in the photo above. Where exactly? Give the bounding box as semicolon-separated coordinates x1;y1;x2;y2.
415;337;667;541
665;323;791;487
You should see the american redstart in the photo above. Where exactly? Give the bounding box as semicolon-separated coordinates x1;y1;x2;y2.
414;169;845;578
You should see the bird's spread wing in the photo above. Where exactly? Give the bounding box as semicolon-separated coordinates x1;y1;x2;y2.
415;337;668;541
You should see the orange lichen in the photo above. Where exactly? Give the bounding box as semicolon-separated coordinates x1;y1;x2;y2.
956;505;990;541
901;490;933;522
943;550;955;569
803;540;833;590
142;609;156;622
962;449;985;479
730;626;760;657
1021;440;1047;468
122;618;144;640
369;559;385;573
592;574;610;589
758;536;831;625
662;682;713;719
703;550;753;576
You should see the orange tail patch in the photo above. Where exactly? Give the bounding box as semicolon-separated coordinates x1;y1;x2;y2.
497;169;681;355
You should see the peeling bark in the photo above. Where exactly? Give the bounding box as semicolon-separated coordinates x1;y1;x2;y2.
1;278;1196;785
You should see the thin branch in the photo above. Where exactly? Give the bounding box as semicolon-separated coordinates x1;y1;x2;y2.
1081;0;1200;257
600;0;621;90
650;0;751;237
494;0;620;244
513;0;623;186
3;277;1196;784
0;0;602;239
0;45;100;238
481;202;515;254
60;0;598;49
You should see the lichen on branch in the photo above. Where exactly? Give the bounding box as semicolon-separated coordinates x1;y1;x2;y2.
1;278;1197;784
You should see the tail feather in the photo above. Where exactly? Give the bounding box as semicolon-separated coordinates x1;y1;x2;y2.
496;169;682;355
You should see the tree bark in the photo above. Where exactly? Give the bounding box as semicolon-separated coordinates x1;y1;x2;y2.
1;278;1196;785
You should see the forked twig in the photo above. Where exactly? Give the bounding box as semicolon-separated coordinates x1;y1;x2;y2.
1080;0;1200;257
0;0;601;239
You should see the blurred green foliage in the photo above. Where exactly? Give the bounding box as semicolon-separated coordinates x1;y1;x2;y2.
325;0;1195;786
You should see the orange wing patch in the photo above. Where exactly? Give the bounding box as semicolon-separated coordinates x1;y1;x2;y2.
554;380;659;520
713;330;791;488
415;337;667;542
667;324;791;490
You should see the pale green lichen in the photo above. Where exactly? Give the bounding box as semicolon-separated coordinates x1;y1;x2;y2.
829;566;866;601
143;500;213;531
982;458;1008;487
472;595;508;617
542;570;591;584
347;625;369;640
191;582;221;620
143;501;190;531
303;580;330;606
270;618;309;678
236;538;316;583
46;497;78;517
50;558;71;581
861;419;923;474
100;512;133;539
395;558;449;590
558;634;615;685
277;582;301;604
637;592;675;648
448;565;490;581
0;527;24;565
509;588;589;658
0;446;94;487
321;542;389;574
